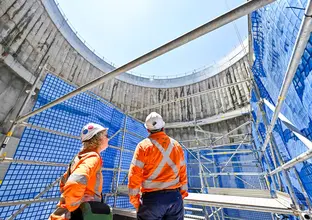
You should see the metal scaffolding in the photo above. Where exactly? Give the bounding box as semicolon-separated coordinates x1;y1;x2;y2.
3;0;312;219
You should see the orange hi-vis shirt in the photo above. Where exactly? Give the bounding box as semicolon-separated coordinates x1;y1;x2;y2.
128;131;188;208
49;150;103;220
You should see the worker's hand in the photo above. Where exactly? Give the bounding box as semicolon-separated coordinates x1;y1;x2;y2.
136;207;139;212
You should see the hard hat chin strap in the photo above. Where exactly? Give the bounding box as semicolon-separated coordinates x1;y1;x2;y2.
149;128;164;134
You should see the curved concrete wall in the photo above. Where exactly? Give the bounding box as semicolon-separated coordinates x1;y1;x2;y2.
0;0;250;144
41;0;248;88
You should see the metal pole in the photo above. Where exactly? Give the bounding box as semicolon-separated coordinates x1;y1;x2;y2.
189;141;251;150
0;197;60;207
247;0;254;67
17;122;80;140
207;121;251;148
220;135;249;172
198;151;212;220
249;73;283;190
15;0;276;124
202;172;265;176
208;146;222;219
209;208;223;219
203;150;255;156
0;65;47;156
7;176;62;220
194;132;249;139
263;151;277;191
251;116;279;190
198;152;206;192
181;144;212;174
292;167;312;211
252;99;300;208
233;175;258;189
268;141;282;190
270;149;312;176
114;116;128;207
260;1;312;155
186;140;257;189
124;129;146;140
2;157;68;167
266;129;302;213
128;80;249;114
195;125;219;194
41;68;146;125
250;80;302;210
262;98;312;149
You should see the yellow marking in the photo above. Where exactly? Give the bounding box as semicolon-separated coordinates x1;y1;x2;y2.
278;96;285;101
0;152;6;157
266;179;270;187
0;180;2;185
7;131;13;137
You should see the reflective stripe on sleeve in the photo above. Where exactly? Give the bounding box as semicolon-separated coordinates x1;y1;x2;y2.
70;200;81;207
180;159;186;166
67;173;88;185
181;183;188;191
129;188;140;196
132;158;145;168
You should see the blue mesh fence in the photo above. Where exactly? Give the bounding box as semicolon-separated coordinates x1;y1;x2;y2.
0;74;148;219
186;143;270;219
251;0;312;217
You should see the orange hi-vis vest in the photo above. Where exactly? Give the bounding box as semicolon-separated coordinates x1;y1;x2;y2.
49;150;103;220
128;131;188;208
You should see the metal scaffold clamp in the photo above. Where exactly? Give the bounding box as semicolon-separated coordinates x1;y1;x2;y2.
299;211;312;219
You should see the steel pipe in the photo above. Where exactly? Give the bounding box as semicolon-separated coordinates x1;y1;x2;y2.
220;135;249;172
0;197;60;207
203;150;254;156
270;148;312;175
203;172;265;177
15;0;277;124
187;141;252;150
114;116;128;207
1;157;68;167
17;122;80;140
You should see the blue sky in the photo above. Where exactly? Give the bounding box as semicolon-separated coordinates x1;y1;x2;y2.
56;0;247;77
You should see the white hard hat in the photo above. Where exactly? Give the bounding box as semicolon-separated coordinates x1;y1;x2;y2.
81;123;108;142
144;112;165;131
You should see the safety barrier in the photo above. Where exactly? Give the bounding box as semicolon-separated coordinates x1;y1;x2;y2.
0;74;148;219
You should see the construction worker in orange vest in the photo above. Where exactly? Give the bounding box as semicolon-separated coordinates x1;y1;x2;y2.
49;123;110;220
128;112;188;220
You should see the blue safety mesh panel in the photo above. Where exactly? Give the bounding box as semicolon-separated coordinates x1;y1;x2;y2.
223;209;272;220
0;74;148;219
251;0;312;216
186;143;268;219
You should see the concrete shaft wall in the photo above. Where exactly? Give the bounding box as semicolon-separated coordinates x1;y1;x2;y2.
0;0;250;144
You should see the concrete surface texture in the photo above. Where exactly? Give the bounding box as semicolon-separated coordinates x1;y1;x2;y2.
0;0;251;146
